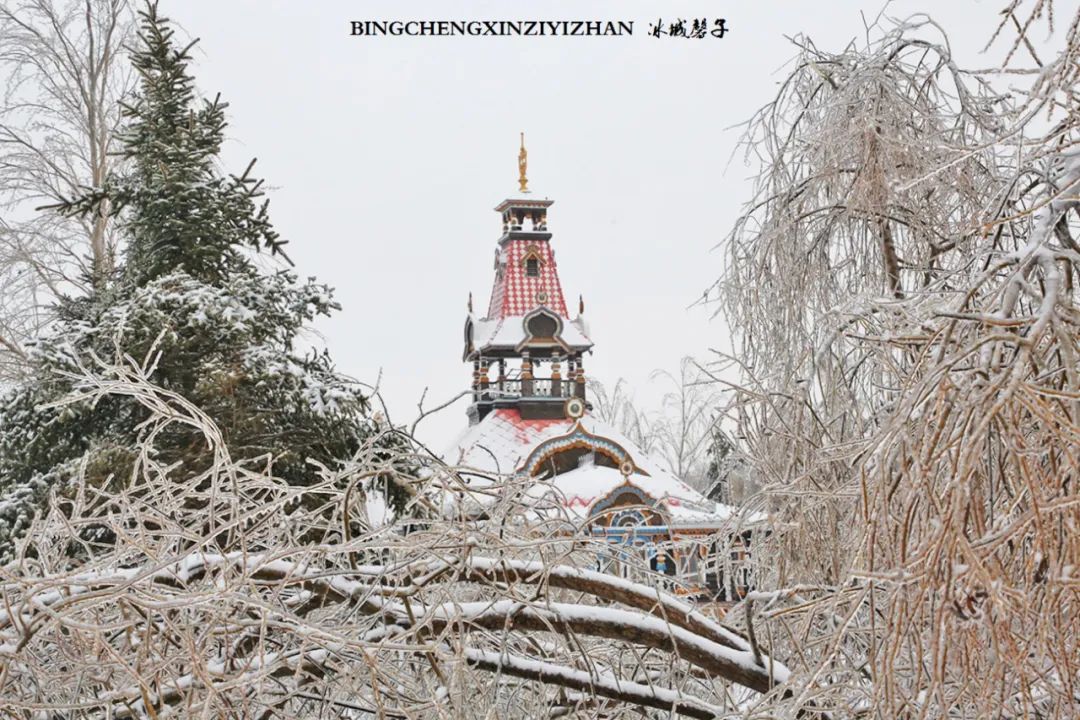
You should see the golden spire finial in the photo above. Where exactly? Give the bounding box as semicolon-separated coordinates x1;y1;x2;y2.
518;132;529;193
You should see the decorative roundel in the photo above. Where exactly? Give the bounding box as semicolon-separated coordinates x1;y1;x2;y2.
564;397;586;419
619;460;635;477
535;290;549;304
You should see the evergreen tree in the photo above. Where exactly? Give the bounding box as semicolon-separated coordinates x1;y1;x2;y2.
111;5;287;286
0;3;400;555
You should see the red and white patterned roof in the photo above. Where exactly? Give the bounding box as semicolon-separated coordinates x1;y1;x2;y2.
486;238;569;319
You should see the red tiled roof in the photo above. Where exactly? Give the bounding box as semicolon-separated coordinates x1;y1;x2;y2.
496;407;567;445
486;238;569;319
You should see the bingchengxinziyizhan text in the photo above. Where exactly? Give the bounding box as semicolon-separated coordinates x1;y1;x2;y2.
349;20;729;38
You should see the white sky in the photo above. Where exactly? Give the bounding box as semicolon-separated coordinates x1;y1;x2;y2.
163;0;1042;451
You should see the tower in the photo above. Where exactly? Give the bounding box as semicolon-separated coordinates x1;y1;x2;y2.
462;136;592;424
449;138;753;602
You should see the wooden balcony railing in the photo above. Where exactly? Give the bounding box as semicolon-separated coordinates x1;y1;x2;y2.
476;377;581;401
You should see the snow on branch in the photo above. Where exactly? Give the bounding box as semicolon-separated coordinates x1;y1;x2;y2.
708;4;1080;717
0;358;789;718
463;647;724;719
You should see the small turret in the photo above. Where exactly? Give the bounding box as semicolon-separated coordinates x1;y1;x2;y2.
462;137;593;424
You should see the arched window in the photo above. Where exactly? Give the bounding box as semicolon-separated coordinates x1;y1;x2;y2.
525;257;540;277
526;312;558;338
